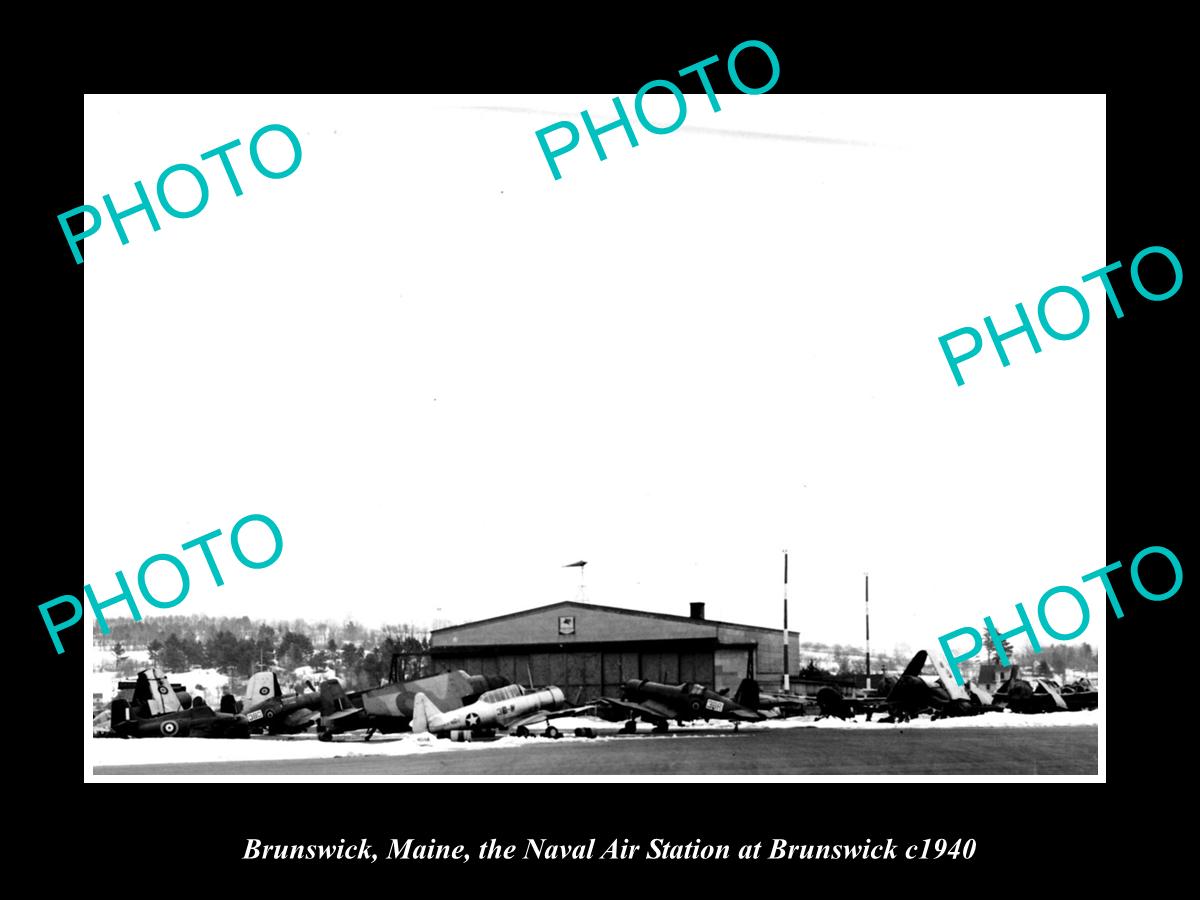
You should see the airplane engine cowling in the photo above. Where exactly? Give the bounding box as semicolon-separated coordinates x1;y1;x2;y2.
110;698;130;728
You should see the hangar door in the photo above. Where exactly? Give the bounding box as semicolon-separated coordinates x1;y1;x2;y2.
435;649;717;702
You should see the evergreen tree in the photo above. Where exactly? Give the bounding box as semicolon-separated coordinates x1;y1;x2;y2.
277;631;314;670
341;642;364;674
255;624;277;666
207;631;239;674
159;633;188;673
981;623;1015;666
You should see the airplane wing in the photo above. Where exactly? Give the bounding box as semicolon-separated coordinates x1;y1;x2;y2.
929;654;970;701
1038;679;1069;710
966;683;994;706
727;707;763;720
598;697;676;720
902;651;929;679
505;705;597;731
322;707;366;728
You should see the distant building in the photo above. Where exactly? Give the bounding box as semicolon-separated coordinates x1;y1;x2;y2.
430;600;800;701
91;671;120;707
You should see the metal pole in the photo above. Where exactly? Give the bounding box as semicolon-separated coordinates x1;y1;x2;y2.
782;550;790;692
865;573;871;689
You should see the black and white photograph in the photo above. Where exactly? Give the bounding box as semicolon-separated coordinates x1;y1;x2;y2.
79;92;1109;780
25;19;1190;885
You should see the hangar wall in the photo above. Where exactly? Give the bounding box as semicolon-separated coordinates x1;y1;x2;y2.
432;644;722;704
430;602;799;698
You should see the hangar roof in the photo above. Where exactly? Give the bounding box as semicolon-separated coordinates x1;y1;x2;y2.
431;600;782;640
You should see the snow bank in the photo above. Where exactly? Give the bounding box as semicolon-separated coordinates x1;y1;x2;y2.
90;709;1099;769
745;709;1102;730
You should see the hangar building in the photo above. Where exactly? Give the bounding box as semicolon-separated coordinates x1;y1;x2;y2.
430;601;799;702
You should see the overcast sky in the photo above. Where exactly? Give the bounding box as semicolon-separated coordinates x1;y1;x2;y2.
83;94;1105;658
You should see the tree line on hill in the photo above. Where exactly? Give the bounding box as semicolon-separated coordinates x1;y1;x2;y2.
97;615;431;690
797;634;1097;682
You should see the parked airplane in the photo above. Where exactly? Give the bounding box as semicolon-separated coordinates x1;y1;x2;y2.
734;678;805;718
237;671;320;734
883;651;994;721
316;670;511;740
1059;677;1099;711
813;687;870;720
596;679;765;732
110;667;250;739
411;684;576;739
992;666;1069;713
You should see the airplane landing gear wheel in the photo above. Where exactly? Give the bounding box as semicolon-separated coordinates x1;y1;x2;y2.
653;721;669;733
515;725;529;738
545;725;561;739
621;720;637;734
318;729;333;742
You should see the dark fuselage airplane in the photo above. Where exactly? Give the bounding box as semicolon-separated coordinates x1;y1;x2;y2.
235;671;321;734
111;668;250;739
1059;678;1098;711
884;651;994;721
734;677;806;718
813;686;890;721
597;679;765;732
991;667;1070;714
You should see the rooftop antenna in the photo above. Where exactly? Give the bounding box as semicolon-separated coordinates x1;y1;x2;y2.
563;560;588;603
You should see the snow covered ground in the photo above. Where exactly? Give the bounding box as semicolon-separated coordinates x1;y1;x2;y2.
90;709;1099;769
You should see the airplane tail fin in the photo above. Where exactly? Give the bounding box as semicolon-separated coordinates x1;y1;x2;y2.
143;667;183;715
245;671;279;703
734;677;761;710
411;692;442;733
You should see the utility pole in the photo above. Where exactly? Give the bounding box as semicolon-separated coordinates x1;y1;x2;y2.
864;572;871;690
782;550;790;693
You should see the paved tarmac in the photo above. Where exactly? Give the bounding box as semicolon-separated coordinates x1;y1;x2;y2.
95;724;1097;776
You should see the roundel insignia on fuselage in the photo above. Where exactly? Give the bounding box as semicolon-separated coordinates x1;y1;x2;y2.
158;685;169;694
259;686;271;696
161;720;179;735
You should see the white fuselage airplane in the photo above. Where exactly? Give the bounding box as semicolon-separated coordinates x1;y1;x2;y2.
411;684;566;735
